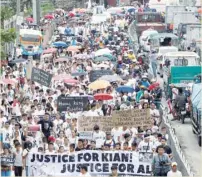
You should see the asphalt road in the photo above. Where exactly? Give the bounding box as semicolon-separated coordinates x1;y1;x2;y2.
168;114;202;176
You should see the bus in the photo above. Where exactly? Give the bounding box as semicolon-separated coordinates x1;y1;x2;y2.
19;29;43;58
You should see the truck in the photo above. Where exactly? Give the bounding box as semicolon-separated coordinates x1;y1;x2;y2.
191;83;201;146
162;52;201;98
165;6;187;31
134;12;166;37
172;11;199;34
178;23;201;50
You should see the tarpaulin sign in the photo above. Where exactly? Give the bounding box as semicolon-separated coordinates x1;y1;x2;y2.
57;96;89;112
27;151;152;176
31;67;53;87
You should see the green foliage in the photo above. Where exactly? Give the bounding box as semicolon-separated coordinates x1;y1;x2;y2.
41;2;55;16
24;7;33;17
0;6;14;28
1;28;16;45
0;28;16;60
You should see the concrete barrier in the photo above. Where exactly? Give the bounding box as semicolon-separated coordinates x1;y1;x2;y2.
160;104;194;177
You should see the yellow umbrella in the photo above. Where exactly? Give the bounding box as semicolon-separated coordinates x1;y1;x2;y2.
88;80;110;90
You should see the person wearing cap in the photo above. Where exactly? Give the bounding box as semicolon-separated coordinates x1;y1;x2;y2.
141;75;150;88
104;132;115;150
127;49;136;62
167;162;182;177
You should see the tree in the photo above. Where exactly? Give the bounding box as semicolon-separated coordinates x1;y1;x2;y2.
0;6;16;60
0;6;14;29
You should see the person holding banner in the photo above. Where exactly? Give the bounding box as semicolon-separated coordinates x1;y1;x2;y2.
1;145;14;177
79;165;91;177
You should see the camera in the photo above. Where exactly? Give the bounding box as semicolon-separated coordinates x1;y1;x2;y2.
159;161;166;166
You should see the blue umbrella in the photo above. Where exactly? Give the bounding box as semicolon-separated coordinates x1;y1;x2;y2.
53;41;68;48
9;58;27;64
128;8;136;13
116;86;135;93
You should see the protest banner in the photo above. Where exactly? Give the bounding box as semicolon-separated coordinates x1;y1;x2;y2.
57;96;89;112
78;116;114;132
112;109;152;130
1;155;15;166
31;67;53;87
27;151;152;176
89;70;113;82
78;109;151;132
78;131;93;140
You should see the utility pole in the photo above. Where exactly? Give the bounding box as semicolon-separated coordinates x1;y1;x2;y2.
16;0;21;45
33;0;41;25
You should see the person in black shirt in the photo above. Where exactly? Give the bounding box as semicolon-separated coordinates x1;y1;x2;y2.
75;139;84;151
37;113;53;139
161;138;172;158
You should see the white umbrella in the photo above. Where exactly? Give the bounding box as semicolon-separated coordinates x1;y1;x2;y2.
94;48;112;57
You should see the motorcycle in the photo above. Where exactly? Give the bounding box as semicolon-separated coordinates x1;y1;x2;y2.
176;106;186;124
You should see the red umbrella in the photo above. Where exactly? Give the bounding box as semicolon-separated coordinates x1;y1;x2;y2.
148;82;160;91
26;17;34;22
53;74;71;81
0;79;17;85
43;48;57;54
54;58;69;62
44;14;54;19
94;93;113;101
63;78;79;84
68;12;75;17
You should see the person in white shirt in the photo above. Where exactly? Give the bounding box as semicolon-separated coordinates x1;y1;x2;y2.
79;165;91;177
16;45;23;57
13;143;23;176
138;134;155;152
92;125;106;149
167;162;182;177
33;104;45;116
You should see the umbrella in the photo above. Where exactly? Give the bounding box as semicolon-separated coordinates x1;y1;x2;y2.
148;82;160;91
73;53;94;59
94;93;113;101
67;46;80;52
68;12;75;17
71;72;87;76
1;79;17;85
98;75;123;82
9;58;26;64
54;57;71;62
116;86;135;93
53;74;71;81
94;56;111;62
63;78;79;84
94;48;112;57
95;63;109;69
53;41;68;48
44;14;54;19
43;48;57;54
128;8;136;13
88;80;110;90
26;17;34;22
